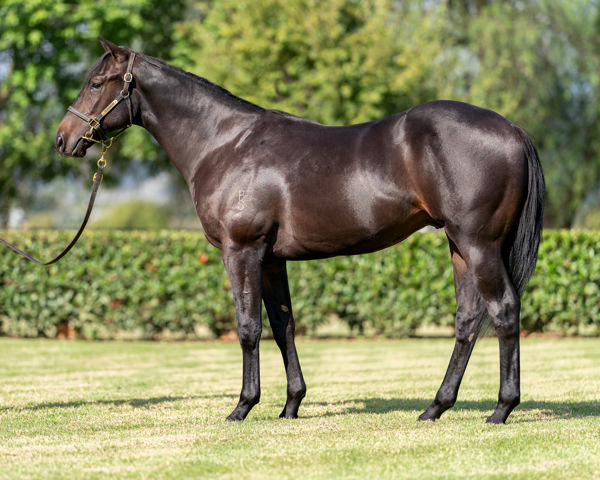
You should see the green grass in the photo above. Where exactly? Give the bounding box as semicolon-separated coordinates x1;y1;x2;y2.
0;337;599;479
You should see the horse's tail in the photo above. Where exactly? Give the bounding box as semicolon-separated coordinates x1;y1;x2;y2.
506;126;545;297
474;127;544;338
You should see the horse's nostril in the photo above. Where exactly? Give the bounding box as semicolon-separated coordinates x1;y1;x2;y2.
55;133;65;153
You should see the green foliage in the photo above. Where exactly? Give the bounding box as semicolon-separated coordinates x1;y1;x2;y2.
573;189;600;230
0;0;187;222
0;230;597;339
0;231;232;339
289;232;456;337
526;230;600;336
174;0;444;126
91;201;173;230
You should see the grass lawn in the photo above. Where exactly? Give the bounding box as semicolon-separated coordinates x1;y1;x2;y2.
0;337;599;479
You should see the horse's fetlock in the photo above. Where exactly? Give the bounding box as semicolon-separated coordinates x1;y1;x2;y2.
288;385;306;402
240;391;260;408
499;390;520;409
436;387;457;409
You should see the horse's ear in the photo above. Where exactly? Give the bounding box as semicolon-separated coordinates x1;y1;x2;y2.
98;36;127;60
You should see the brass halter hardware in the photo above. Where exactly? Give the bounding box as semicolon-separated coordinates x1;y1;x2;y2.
67;52;137;144
92;137;113;184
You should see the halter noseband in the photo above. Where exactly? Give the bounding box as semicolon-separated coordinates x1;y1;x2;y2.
67;52;137;143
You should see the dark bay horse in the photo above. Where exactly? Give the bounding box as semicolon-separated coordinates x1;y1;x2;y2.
55;38;544;424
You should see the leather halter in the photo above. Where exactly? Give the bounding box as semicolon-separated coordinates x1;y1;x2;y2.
0;54;138;265
68;52;137;143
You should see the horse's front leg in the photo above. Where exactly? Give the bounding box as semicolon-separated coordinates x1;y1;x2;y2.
262;261;306;418
222;244;265;421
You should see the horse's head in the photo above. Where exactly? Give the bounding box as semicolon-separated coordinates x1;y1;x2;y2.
55;37;136;157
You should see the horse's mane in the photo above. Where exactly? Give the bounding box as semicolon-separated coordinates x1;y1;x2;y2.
138;52;265;114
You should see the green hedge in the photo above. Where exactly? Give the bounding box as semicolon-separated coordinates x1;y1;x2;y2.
0;230;598;339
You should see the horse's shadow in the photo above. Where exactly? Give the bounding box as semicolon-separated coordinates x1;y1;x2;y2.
3;395;598;422
302;397;600;422
0;394;235;412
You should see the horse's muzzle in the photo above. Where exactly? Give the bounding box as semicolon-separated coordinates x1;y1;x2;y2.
55;131;90;158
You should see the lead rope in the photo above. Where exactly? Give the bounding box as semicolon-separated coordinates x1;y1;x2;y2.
0;139;113;265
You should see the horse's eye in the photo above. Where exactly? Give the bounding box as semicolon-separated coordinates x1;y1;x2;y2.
90;82;102;91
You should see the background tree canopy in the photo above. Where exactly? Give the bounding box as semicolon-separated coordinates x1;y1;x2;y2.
1;0;599;228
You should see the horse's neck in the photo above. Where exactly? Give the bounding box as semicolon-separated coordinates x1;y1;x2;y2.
135;60;262;182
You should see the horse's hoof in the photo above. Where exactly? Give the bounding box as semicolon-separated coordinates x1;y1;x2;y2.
279;410;299;419
226;412;245;422
485;413;506;425
417;412;436;422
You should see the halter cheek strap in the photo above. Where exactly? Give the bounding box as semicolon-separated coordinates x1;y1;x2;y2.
68;52;137;143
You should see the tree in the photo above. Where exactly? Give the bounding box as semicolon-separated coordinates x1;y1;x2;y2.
438;0;600;227
173;0;447;126
0;0;188;226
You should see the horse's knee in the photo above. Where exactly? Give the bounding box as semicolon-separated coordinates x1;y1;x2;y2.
454;312;483;343
237;322;262;349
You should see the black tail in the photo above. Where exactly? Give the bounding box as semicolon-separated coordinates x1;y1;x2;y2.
475;127;544;337
507;127;545;296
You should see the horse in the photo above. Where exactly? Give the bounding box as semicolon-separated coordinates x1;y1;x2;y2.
55;37;544;424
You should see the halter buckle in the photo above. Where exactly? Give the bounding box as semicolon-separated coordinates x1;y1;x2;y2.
88;118;101;130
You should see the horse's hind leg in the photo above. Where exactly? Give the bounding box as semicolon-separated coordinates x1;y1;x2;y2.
262;261;306;418
419;240;486;421
469;245;521;424
446;240;521;424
